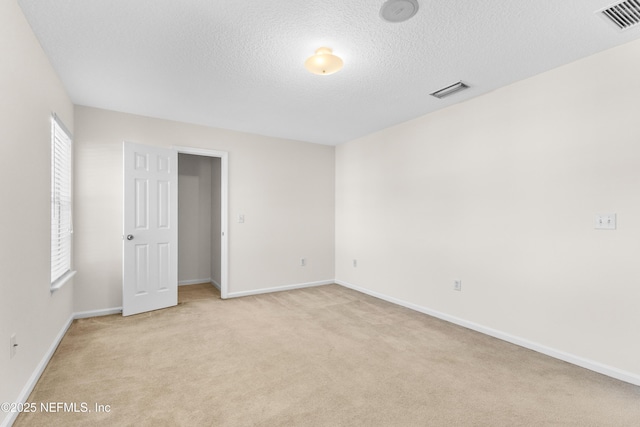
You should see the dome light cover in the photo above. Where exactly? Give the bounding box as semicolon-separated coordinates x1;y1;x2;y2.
304;47;343;75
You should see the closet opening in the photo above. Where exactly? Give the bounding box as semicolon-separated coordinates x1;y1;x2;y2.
176;148;228;301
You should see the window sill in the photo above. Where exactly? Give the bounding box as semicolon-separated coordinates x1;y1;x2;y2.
51;270;77;294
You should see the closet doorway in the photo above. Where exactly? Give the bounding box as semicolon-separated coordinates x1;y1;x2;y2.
176;147;228;299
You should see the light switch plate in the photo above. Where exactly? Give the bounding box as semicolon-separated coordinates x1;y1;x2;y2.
595;213;616;230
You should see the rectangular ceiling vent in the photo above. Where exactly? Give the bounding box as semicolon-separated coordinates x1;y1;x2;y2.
599;0;640;31
430;81;469;99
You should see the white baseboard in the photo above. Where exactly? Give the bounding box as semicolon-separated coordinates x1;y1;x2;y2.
74;307;122;319
226;280;333;299
179;278;212;286
1;314;74;427
179;278;220;290
335;279;640;387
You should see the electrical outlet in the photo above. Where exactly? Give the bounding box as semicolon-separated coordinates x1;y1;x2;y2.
300;258;306;267
238;214;245;223
10;334;17;358
353;259;357;267
453;280;462;291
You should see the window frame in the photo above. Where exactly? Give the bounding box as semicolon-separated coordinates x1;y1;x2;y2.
50;114;76;291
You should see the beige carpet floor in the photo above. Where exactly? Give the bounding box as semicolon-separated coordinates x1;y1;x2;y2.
15;284;640;426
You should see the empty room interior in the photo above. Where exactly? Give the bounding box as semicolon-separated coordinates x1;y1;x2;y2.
2;0;640;425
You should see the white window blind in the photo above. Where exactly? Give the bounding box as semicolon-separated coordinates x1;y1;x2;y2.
51;115;73;287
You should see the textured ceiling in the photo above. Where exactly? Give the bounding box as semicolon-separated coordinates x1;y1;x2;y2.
17;0;640;145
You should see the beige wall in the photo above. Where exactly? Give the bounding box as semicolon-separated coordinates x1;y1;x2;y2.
73;106;335;311
336;39;640;378
0;0;74;418
178;154;213;284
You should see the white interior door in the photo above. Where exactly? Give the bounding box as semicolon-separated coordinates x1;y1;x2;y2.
123;142;178;316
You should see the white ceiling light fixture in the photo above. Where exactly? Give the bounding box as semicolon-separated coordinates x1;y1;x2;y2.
380;0;419;23
304;47;344;75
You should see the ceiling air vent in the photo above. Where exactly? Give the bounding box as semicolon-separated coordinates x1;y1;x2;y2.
599;0;640;30
430;81;469;99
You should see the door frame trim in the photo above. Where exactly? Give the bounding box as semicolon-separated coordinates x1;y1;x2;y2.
174;146;229;299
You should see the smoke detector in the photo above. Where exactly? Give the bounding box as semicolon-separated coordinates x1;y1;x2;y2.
380;0;419;23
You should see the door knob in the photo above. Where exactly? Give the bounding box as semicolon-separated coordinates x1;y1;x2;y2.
126;234;134;240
